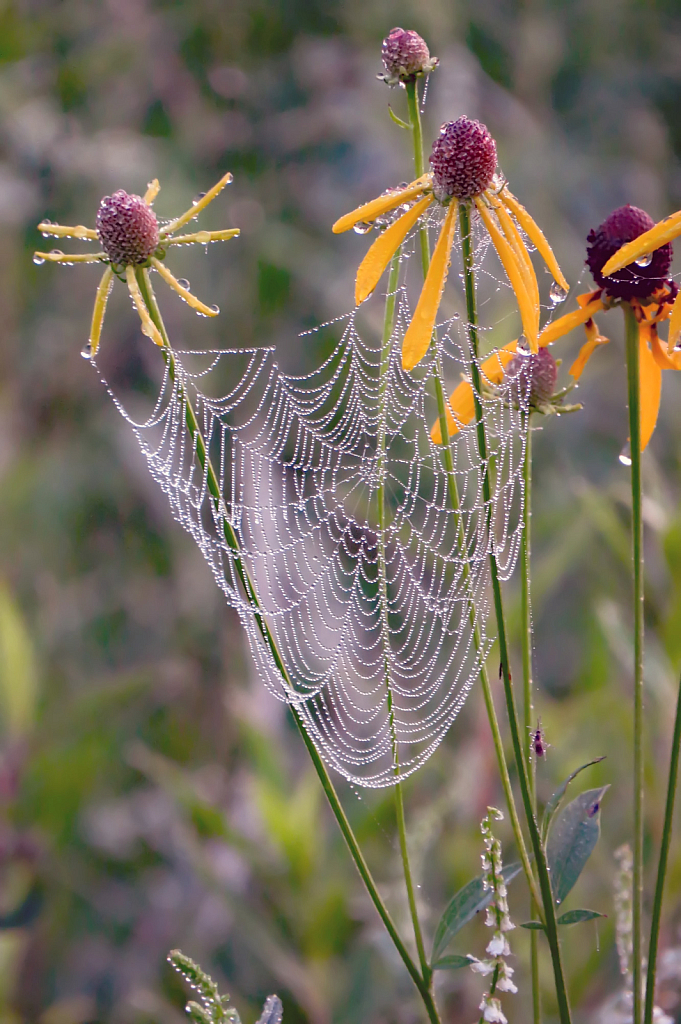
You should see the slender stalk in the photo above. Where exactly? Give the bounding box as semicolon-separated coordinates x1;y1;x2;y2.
521;416;542;1024
403;77;538;908
624;302;644;1024
644;669;681;1024
458;204;572;1024
375;253;433;989
133;268;441;1021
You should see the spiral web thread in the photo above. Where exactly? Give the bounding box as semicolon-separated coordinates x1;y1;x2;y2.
98;222;531;787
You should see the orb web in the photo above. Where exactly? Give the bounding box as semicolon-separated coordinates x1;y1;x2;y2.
95;212;532;787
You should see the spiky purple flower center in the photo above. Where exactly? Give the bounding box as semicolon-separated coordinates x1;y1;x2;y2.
586;204;672;301
96;190;160;266
506;347;558;406
381;27;431;80
429;117;497;201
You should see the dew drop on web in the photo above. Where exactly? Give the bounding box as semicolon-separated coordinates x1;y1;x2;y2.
619;442;632;466
549;281;568;305
353;221;373;235
635;252;653;268
516;335;531;355
81;342;92;360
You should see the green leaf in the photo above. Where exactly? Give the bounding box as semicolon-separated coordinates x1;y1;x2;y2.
431;954;473;971
520;921;545;930
546;786;609;904
541;758;606;843
556;909;606;925
430;862;521;963
388;106;412;130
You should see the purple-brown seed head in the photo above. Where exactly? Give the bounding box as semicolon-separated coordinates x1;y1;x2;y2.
429;117;497;201
96;190;160;265
380;28;433;83
506;346;558;407
586;204;673;301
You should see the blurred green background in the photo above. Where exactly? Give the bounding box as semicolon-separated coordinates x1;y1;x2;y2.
1;0;681;1021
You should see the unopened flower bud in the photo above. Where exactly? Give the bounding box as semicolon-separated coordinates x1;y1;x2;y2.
429;117;497;201
506;346;557;408
96;190;160;265
379;28;438;86
586;204;673;301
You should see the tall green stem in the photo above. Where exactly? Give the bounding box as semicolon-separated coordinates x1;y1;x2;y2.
134;268;441;1023
458;204;572;1024
521;417;542;1024
624;302;644;1024
403;78;538;908
644;670;681;1024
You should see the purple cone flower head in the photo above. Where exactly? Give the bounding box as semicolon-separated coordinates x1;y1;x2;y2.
506;346;558;407
586;204;674;302
379;28;438;85
430;117;498;202
96;190;160;265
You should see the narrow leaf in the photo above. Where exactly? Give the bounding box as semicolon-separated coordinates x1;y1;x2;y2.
388;106;412;130
432;954;473;971
520;921;545;930
547;786;609;904
557;909;606;926
430;862;521;963
541;758;606;842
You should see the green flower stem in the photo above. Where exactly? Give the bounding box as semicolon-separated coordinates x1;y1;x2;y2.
624;301;644;1024
644;669;681;1024
376;253;433;991
134;268;440;1024
458;203;572;1024
521;416;542;1024
404;77;539;912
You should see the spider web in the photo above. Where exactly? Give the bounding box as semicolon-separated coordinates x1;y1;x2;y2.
97;219;531;787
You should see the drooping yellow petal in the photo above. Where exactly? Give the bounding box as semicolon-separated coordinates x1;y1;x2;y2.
165;228;241;246
538;298;604;347
88;267;114;357
34;251;106;264
37;222;98;240
649;325;681;370
500;189;569;292
487;191;540;335
332;174;432;234
161;172;233;235
639;324;662;451
568;319;609;380
601;210;681;277
666;287;681;353
126;265;164;346
431;341;519;442
144;179;160;205
402;201;458;372
150;257;219;317
355;195;433;305
475;197;537;352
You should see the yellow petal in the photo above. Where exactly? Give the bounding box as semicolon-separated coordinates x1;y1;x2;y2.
33;251;105;263
639;325;662;452
89;266;114;357
431;341;519;442
125;265;164;346
649;324;681;370
165;228;241;246
144;179;160;205
501;189;569;292
162;172;233;235
332;174;432;234
601;210;681;277
150;257;219;317
355;195;433;305
475;197;537;351
667;287;681;353
538;298;604;347
402;201;458;372
37;222;98;240
487;192;540;336
568;320;609;380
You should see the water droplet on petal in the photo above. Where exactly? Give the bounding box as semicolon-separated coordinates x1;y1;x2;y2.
209;304;220;314
192;192;207;206
516;335;531;355
353;221;373;235
177;278;190;289
619;442;632;466
635;252;653;268
549;281;568;305
50;249;64;256
81;342;92;359
33;255;45;265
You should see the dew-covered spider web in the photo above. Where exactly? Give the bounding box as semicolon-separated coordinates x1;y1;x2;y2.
97;212;533;787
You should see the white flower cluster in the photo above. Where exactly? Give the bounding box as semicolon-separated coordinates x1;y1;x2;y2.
468;808;517;1024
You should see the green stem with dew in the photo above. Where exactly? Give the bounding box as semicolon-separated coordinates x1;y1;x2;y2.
624;301;644;1024
134;267;441;1024
644;669;681;1024
458;202;572;1024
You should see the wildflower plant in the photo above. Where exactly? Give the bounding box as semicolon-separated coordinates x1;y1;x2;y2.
31;22;681;1024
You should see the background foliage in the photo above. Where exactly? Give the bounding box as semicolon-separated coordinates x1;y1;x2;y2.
1;0;681;1021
